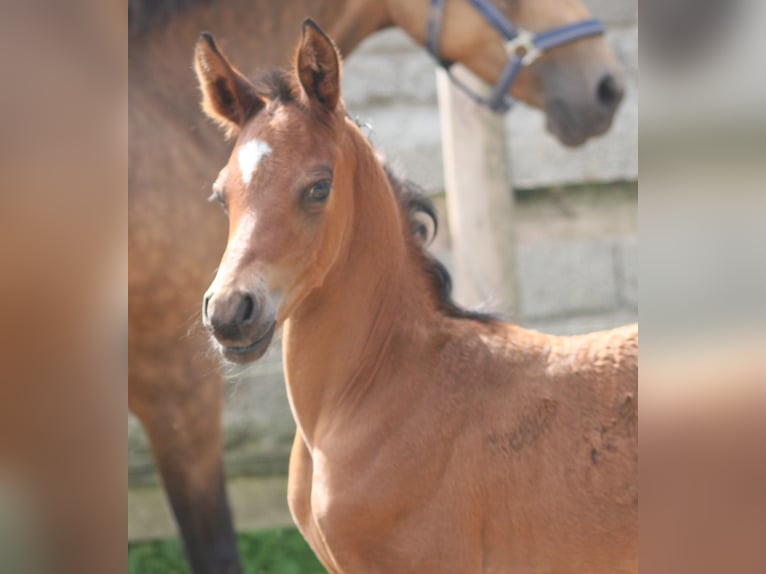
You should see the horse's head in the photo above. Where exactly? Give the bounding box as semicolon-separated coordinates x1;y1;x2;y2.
389;0;625;146
194;22;353;363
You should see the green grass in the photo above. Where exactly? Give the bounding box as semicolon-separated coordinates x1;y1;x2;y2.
128;527;327;574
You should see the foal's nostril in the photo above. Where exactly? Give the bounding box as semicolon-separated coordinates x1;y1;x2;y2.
596;74;623;110
205;290;258;340
237;292;256;325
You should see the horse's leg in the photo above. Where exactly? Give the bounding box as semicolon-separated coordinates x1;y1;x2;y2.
129;88;237;570
130;353;240;574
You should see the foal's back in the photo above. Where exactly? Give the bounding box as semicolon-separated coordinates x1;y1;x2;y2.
446;321;638;573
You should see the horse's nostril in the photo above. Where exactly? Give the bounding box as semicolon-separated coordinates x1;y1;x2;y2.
238;292;256;325
596;74;623;110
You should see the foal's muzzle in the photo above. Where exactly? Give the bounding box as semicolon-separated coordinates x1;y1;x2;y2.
202;288;276;364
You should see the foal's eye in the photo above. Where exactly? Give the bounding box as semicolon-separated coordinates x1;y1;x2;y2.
302;180;332;203
208;190;229;215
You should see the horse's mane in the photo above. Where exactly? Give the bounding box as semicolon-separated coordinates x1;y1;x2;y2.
382;166;498;324
129;0;215;36
253;69;299;105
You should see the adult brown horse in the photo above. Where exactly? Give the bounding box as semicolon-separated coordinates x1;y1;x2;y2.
130;1;624;572
195;20;637;573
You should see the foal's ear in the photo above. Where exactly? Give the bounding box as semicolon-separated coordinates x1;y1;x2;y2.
296;19;341;111
194;33;265;138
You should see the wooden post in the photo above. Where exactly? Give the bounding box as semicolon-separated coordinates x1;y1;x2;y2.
436;66;518;315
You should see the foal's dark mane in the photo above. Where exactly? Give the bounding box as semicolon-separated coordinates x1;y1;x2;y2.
382;167;497;324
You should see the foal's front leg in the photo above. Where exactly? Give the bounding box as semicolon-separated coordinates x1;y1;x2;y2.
287;431;346;573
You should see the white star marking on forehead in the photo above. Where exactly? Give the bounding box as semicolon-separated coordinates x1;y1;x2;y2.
238;139;272;187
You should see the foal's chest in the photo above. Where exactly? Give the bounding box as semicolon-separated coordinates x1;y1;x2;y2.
297;446;484;573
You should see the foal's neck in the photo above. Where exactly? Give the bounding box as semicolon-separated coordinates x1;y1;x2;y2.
283;128;434;449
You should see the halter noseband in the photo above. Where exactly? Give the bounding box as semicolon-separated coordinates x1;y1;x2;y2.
426;0;606;113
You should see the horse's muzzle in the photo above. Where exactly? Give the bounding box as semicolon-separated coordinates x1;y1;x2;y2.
203;288;277;363
220;319;276;364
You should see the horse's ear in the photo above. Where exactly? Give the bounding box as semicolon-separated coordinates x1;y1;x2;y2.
296;19;341;111
194;33;265;138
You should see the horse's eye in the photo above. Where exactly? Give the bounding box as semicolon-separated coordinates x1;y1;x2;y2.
302;180;332;203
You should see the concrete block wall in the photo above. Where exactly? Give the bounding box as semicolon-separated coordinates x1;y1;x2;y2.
518;240;620;320
516;236;638;335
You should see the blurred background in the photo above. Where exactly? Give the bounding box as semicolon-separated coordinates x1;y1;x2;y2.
0;0;763;572
127;0;637;568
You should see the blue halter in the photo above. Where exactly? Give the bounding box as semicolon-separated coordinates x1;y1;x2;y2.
426;0;606;113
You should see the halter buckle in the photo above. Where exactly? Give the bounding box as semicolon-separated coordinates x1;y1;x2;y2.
504;30;540;65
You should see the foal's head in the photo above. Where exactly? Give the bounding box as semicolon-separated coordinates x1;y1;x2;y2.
195;21;361;363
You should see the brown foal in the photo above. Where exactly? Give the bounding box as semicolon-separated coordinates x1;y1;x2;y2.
194;20;637;574
131;1;625;570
